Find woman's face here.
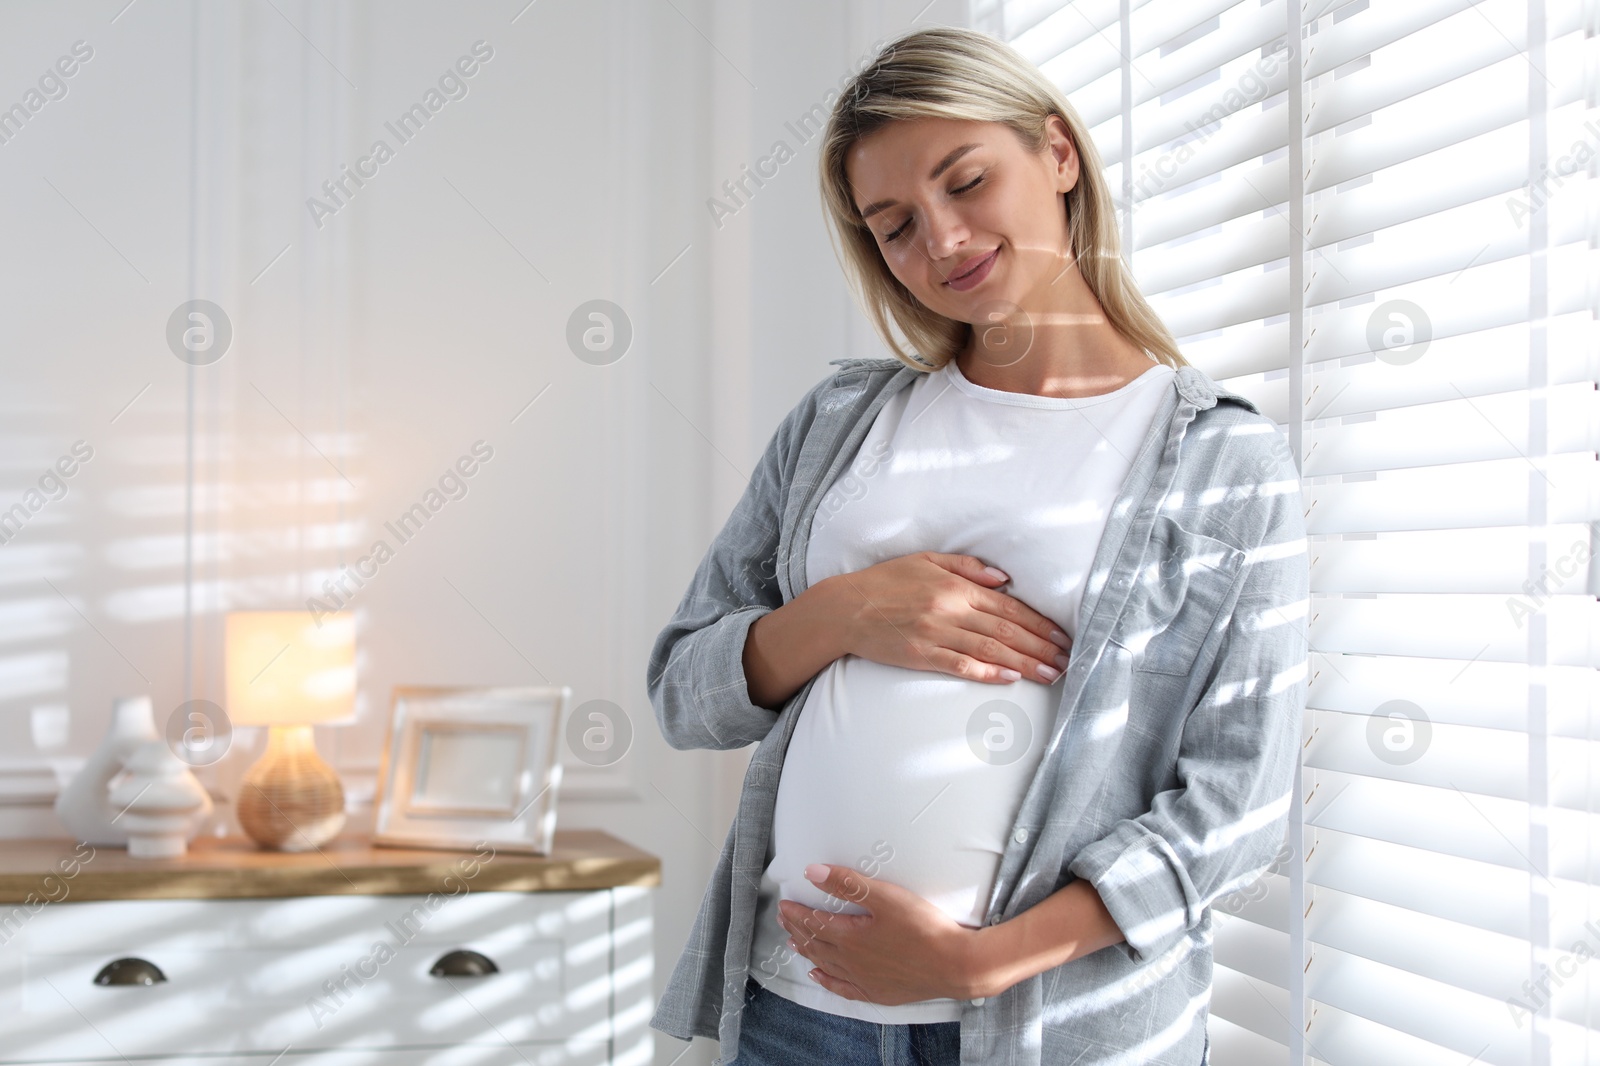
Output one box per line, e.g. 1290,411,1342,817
845,115,1078,324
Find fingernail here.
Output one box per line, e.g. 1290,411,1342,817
998,668,1022,682
984,566,1009,581
1049,629,1069,647
804,863,828,882
1054,653,1070,671
1036,663,1060,682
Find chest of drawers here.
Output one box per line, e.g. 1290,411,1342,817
0,831,658,1065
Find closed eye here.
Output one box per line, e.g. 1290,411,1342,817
883,174,985,243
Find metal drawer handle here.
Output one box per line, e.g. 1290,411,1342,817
429,948,499,978
94,958,167,986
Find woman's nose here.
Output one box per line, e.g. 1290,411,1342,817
921,202,970,264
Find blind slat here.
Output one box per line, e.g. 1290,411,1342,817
1307,1005,1483,1066
1131,155,1290,249
1308,524,1593,595
1227,313,1599,423
1304,194,1595,307
1130,39,1292,157
1308,829,1528,939
1308,4,1539,139
1304,707,1530,799
1309,594,1598,668
1306,771,1533,871
1210,959,1294,1044
1300,384,1600,477
1306,947,1520,1065
1206,1013,1293,1066
1301,453,1598,534
1007,0,1124,78
1307,652,1600,738
1303,41,1586,194
1301,269,1594,363
1308,885,1530,1003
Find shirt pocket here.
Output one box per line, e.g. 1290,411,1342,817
1115,515,1245,677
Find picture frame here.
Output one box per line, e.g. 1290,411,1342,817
373,684,569,855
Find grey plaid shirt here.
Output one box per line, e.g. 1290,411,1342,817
647,356,1309,1065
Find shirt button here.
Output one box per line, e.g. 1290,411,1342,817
971,997,986,1006
1013,828,1029,844
1113,575,1130,590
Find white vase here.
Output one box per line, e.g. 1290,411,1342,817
107,740,213,858
54,695,160,846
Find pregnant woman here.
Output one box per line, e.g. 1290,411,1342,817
648,26,1309,1066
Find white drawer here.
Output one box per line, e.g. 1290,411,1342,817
0,891,616,1061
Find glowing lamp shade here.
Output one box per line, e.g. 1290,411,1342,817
225,611,356,851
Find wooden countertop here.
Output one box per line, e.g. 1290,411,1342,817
0,830,660,902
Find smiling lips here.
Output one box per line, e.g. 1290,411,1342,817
946,247,998,291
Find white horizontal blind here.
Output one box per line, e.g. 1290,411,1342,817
977,0,1600,1063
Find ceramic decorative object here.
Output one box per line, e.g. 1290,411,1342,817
106,740,213,858
54,695,160,846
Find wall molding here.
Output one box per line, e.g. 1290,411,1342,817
0,758,636,842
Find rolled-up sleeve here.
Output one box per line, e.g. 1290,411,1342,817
1067,437,1310,962
647,376,831,751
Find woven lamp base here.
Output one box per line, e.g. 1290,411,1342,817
237,724,346,851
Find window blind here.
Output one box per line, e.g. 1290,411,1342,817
975,0,1599,1062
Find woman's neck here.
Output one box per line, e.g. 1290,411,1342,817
954,262,1161,399
955,324,1156,400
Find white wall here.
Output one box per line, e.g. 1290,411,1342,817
0,1,962,1062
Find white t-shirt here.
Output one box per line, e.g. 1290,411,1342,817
747,355,1177,1023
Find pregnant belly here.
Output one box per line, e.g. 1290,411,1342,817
765,654,1057,927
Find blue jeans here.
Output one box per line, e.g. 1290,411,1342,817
725,974,961,1066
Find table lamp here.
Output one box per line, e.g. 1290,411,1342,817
225,610,357,851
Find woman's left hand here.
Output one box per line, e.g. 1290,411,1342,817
775,863,988,1004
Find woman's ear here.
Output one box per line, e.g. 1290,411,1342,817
1053,124,1080,193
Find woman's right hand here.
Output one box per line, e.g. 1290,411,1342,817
826,552,1074,684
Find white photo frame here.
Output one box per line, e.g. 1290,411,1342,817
373,684,569,855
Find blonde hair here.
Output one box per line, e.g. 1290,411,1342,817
818,26,1189,372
